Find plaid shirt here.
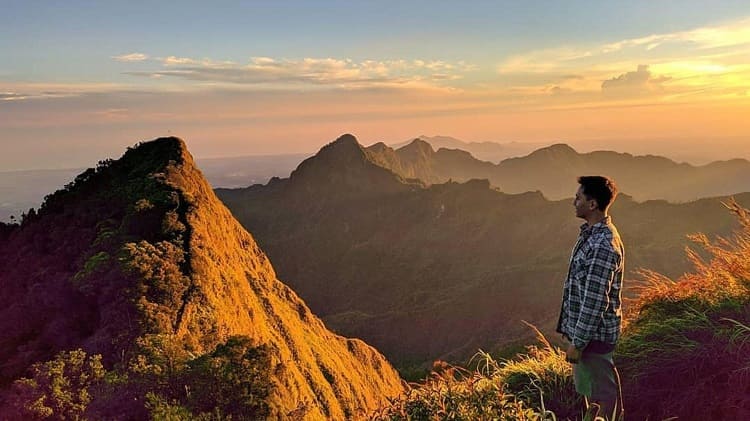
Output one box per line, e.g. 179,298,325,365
556,216,624,350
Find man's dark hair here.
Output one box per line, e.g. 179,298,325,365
578,176,618,211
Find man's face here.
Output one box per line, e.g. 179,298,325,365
573,186,596,219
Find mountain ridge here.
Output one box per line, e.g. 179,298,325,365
373,139,750,202
0,137,402,419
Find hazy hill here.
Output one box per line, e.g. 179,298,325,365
497,144,750,201
369,141,750,202
389,135,544,163
217,134,750,370
0,137,401,419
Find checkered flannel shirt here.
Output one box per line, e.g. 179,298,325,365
556,216,624,351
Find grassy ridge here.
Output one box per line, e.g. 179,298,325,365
375,199,750,420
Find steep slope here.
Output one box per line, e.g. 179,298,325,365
217,134,750,370
0,137,402,419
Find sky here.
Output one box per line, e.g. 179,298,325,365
1,0,750,170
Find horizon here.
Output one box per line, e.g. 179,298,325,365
2,1,750,170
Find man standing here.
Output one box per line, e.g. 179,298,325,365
557,176,625,420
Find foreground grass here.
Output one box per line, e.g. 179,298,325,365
372,326,583,420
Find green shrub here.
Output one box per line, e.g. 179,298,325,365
10,350,105,420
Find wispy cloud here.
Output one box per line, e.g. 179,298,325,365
112,52,149,62
603,16,750,53
495,16,750,104
0,90,87,101
501,16,750,75
0,92,28,101
122,56,476,89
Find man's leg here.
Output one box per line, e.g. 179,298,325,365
576,351,622,420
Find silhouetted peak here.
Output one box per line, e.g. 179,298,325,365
435,147,475,160
288,134,413,194
403,138,435,152
331,133,359,147
527,143,579,159
542,143,577,153
315,133,366,161
397,139,435,162
367,141,393,153
123,136,193,169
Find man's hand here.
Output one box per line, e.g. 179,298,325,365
566,344,582,364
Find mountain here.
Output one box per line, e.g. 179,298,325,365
366,140,495,185
496,144,750,201
217,134,750,370
389,135,544,163
0,153,309,223
0,137,402,419
372,140,750,202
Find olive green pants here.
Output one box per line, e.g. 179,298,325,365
573,350,623,417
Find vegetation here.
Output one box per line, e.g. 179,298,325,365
375,199,750,419
9,350,105,420
373,332,583,420
6,336,273,420
615,198,750,420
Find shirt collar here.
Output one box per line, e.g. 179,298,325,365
579,216,611,235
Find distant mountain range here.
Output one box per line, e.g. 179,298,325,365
5,137,750,222
217,134,750,368
389,135,545,163
0,138,400,419
369,140,750,202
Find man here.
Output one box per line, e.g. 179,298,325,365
556,176,625,420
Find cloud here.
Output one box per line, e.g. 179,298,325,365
123,56,476,89
112,53,149,62
163,56,198,66
0,91,85,101
0,92,28,101
494,16,750,104
601,65,671,96
499,16,750,75
600,17,750,54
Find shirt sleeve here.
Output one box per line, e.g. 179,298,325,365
572,240,619,350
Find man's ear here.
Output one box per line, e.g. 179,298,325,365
589,200,598,211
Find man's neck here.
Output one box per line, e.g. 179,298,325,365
585,212,608,227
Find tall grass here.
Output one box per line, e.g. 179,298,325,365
616,198,750,420
371,324,583,420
